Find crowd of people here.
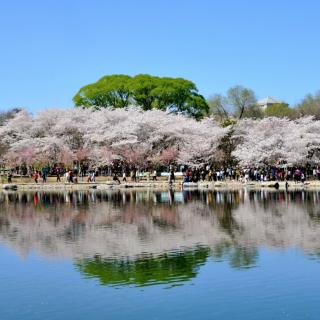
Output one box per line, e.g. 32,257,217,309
3,163,320,185
182,166,320,183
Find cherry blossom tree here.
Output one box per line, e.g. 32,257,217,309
2,108,319,169
0,108,226,168
232,117,320,166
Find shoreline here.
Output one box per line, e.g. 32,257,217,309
1,180,320,192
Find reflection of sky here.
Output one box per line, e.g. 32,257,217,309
1,244,320,320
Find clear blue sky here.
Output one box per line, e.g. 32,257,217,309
1,0,320,112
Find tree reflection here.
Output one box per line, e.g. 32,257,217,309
75,246,210,287
212,242,258,269
1,189,320,287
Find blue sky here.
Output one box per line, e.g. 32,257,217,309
1,0,320,112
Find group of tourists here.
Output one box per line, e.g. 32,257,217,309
32,170,47,183
182,166,320,183
4,162,320,185
111,169,159,184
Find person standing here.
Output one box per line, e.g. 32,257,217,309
301,172,305,183
80,169,85,182
64,170,68,183
56,167,61,182
7,173,12,183
69,170,74,183
42,167,48,183
235,169,240,181
285,181,289,191
201,169,206,181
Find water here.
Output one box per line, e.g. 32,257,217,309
0,189,320,319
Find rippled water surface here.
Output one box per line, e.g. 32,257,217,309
0,189,320,319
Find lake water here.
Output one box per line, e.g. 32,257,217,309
0,189,320,319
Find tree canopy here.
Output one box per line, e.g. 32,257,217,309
73,74,209,119
265,103,296,118
208,94,229,122
0,108,22,126
0,108,225,168
0,108,22,161
296,91,320,120
227,86,257,119
208,85,259,121
2,108,320,168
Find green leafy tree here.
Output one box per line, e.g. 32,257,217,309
129,74,158,111
156,77,208,119
73,74,132,109
242,104,263,119
129,75,209,119
182,92,209,120
73,74,209,119
265,103,296,118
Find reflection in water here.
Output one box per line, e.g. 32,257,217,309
76,246,210,287
211,242,258,269
1,189,320,287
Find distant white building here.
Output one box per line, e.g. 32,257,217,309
257,97,283,110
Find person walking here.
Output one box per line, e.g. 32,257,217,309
152,170,157,181
91,171,96,183
168,169,175,187
79,169,85,182
113,173,121,184
131,170,136,182
235,169,240,181
33,171,39,184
